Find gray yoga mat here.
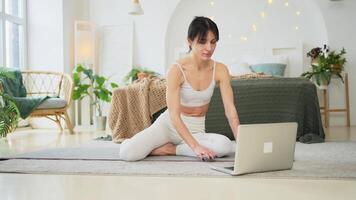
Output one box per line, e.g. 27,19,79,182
2,141,235,161
0,141,355,179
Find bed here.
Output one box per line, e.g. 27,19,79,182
109,77,324,144
205,77,325,143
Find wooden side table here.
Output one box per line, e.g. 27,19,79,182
320,73,350,127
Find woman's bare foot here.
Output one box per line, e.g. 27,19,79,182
150,143,176,156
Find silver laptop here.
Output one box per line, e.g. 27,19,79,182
210,122,298,176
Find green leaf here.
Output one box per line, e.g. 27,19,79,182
315,74,321,86
72,84,90,100
0,93,19,137
0,68,16,79
83,68,94,80
72,91,82,100
75,64,85,73
73,72,80,85
96,76,106,86
99,95,110,102
111,82,119,88
335,73,344,83
124,68,141,83
98,89,110,102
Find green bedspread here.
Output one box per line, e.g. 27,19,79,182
0,68,48,119
205,78,325,144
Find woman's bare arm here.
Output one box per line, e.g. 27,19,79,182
216,63,240,139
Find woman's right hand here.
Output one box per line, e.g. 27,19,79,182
193,145,216,160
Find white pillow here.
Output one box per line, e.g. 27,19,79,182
260,55,288,65
228,62,251,76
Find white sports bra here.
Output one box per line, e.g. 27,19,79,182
175,61,216,107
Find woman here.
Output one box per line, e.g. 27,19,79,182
120,16,240,161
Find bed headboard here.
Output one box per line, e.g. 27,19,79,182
212,43,304,77
173,42,304,77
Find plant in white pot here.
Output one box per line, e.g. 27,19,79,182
302,46,346,89
72,64,119,130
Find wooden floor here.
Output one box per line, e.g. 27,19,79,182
0,126,355,200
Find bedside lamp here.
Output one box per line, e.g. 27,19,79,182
129,0,144,15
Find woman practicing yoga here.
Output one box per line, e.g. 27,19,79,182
120,16,240,161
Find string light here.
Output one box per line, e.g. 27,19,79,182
252,24,257,32
260,11,266,18
240,36,248,41
210,1,302,43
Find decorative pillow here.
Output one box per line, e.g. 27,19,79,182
249,63,287,77
228,62,251,76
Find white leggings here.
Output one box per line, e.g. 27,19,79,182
119,110,232,161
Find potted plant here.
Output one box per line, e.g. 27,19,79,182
72,64,119,130
301,64,332,89
307,46,323,65
326,48,346,74
124,67,160,84
0,68,20,138
302,46,347,89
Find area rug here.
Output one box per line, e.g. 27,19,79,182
0,141,355,179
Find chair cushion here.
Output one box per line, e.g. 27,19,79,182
37,97,67,109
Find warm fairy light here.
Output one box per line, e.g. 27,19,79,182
252,24,257,32
222,1,302,43
240,36,248,41
260,11,266,18
209,1,215,6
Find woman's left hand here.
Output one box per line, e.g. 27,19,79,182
193,144,216,160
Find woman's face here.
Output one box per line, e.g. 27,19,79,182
189,30,217,61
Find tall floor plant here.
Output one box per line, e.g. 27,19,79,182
0,68,20,138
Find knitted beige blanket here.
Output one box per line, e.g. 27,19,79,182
108,78,166,143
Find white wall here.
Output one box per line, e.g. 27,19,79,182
89,0,179,75
27,0,64,72
27,0,89,128
88,0,355,126
28,0,88,72
63,0,89,74
314,0,356,126
27,0,356,126
165,0,328,77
